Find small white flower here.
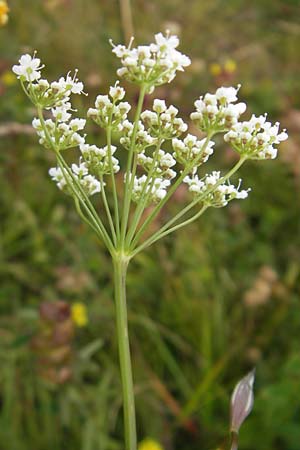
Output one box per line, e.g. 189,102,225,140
117,102,131,115
52,104,72,122
111,43,128,58
49,167,67,190
38,79,50,88
109,82,126,101
72,133,85,146
12,54,43,82
216,85,240,104
32,118,41,129
87,108,98,119
69,118,86,131
153,32,179,51
51,72,84,96
95,95,111,109
80,174,101,195
66,74,84,94
80,143,106,158
159,151,176,168
71,162,88,177
153,99,167,113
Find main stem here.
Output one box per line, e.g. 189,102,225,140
113,255,137,450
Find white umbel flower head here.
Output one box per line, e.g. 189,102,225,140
141,99,187,140
191,85,246,133
111,31,191,91
88,84,131,131
184,171,250,207
224,115,288,160
80,143,120,175
131,174,171,204
49,163,101,197
172,134,215,168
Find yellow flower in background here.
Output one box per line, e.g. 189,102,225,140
209,63,222,77
71,302,88,327
210,59,237,78
224,58,237,74
0,1,9,26
1,70,16,86
138,438,164,450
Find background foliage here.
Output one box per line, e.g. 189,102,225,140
1,1,300,449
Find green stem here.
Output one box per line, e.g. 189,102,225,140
130,167,185,249
106,126,121,241
132,205,208,256
74,197,102,236
99,173,117,245
125,138,163,247
35,107,114,252
113,255,137,450
56,153,114,253
120,85,147,245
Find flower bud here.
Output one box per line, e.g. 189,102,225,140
230,369,255,433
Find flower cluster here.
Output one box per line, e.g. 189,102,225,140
87,82,131,131
184,171,250,207
172,134,215,169
131,175,171,204
111,32,191,91
120,99,187,157
32,111,86,150
80,143,120,175
125,142,177,205
13,33,288,220
120,120,157,151
13,54,84,109
190,85,246,133
138,148,176,179
141,99,187,140
13,53,115,197
224,114,288,159
49,163,101,197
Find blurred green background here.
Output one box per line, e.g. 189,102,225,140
1,1,300,449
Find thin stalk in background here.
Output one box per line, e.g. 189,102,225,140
119,0,134,44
